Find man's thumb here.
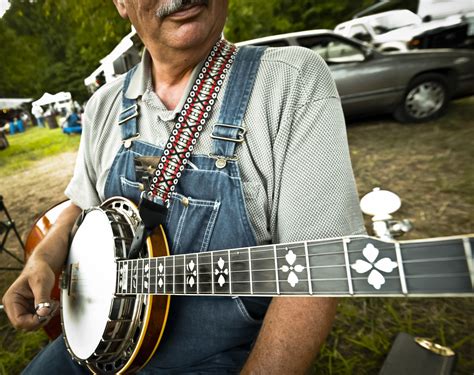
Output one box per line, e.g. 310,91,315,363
30,267,57,318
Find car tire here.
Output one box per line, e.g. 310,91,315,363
394,73,450,123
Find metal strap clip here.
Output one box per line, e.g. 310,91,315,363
210,123,247,143
122,134,140,149
118,104,138,125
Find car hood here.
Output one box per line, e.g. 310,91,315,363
374,17,463,43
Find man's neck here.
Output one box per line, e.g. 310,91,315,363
147,40,216,110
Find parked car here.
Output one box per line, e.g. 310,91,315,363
334,10,469,52
238,30,474,122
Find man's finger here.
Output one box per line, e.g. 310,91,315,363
29,266,56,316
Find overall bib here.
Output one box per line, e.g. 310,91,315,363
106,45,270,374
23,46,269,375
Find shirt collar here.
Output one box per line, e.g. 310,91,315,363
125,49,203,121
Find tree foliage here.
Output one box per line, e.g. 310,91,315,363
0,0,129,102
2,0,406,102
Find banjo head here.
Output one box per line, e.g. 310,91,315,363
61,207,117,360
60,197,156,373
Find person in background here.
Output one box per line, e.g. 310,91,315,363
62,109,82,135
0,120,9,150
8,117,24,135
32,105,45,127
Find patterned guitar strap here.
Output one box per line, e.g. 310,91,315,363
129,39,237,259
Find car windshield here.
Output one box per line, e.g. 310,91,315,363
370,11,422,34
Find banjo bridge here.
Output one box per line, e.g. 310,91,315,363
60,263,79,297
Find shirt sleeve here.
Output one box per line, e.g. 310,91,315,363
64,100,101,209
272,50,366,243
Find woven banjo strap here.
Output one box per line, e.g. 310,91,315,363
147,39,237,206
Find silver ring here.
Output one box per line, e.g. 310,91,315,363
35,302,51,312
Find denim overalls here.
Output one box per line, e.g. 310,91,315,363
24,46,270,375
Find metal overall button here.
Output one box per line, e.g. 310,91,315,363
215,159,227,169
181,197,190,207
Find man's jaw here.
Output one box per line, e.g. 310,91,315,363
156,0,209,19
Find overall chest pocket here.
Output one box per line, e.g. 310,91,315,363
165,192,221,254
119,176,142,204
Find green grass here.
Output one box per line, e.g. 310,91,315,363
0,326,47,375
0,127,81,177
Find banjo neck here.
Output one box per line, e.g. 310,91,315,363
115,234,474,298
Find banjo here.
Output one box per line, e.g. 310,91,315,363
31,197,473,374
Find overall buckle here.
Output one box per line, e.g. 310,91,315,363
210,123,247,143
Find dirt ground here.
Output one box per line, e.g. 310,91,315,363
0,152,77,272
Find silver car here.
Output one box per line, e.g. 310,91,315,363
238,30,474,122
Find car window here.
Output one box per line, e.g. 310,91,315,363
297,36,365,63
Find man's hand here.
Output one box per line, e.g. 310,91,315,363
2,258,58,330
2,203,81,331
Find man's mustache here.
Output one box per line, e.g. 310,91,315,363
156,0,209,19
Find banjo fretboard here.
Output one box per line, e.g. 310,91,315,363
115,235,474,297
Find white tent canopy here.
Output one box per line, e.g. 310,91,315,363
0,98,33,110
32,92,72,107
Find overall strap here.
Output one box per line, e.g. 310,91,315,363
210,45,266,165
118,65,140,148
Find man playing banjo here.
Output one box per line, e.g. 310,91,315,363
3,0,365,373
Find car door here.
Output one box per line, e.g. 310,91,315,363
296,35,403,118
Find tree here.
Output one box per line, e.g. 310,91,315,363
0,0,129,102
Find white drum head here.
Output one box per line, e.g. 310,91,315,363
61,209,117,360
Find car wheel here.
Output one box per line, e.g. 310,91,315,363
394,73,449,123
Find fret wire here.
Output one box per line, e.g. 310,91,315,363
163,257,166,294
228,249,232,295
248,247,254,295
304,241,313,295
173,255,176,294
184,254,187,295
131,259,135,294
342,238,354,295
395,242,408,295
128,261,131,294
462,238,474,289
273,244,280,295
211,251,215,295
136,259,140,294
197,253,200,294
143,259,147,293
141,259,145,294
158,258,162,294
